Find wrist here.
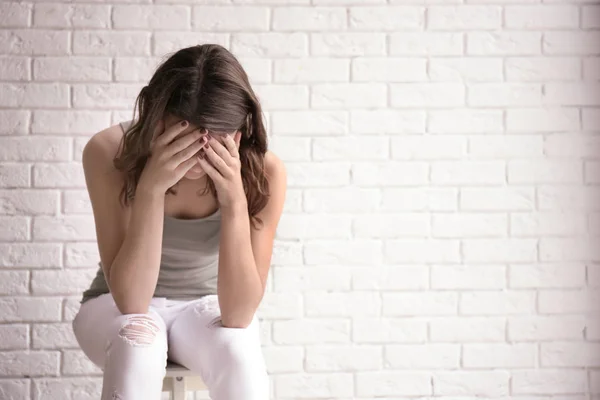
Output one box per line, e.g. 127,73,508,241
135,181,164,201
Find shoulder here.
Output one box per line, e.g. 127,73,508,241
263,150,286,185
82,122,125,173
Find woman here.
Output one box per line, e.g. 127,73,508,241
72,44,287,400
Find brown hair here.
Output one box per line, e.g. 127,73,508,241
113,44,269,229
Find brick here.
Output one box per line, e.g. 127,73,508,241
349,6,424,30
311,83,386,108
73,31,149,56
432,213,506,238
538,288,600,314
507,108,580,132
262,347,303,374
272,7,346,31
273,319,350,344
543,83,600,106
353,162,428,186
354,213,429,238
391,83,465,107
505,5,579,28
508,160,582,184
33,378,101,400
256,293,302,319
0,297,61,322
431,265,506,289
34,57,111,81
192,6,268,31
583,109,600,131
0,110,29,135
583,5,600,28
431,161,505,185
277,214,351,239
0,216,29,241
305,346,381,371
31,269,97,295
463,239,537,263
390,32,463,55
311,33,385,56
356,372,432,396
271,241,303,266
0,379,29,400
32,323,78,349
286,162,350,187
468,32,541,55
152,33,229,58
512,370,587,394
34,4,110,28
544,32,600,55
274,58,349,83
429,58,503,82
304,239,382,265
113,5,188,29
0,30,69,55
33,163,85,188
0,189,60,215
353,318,427,343
0,3,30,27
351,266,428,290
392,135,466,160
383,188,457,211
273,266,351,292
313,136,388,160
304,188,380,212
0,325,29,350
256,85,309,110
507,57,581,82
33,216,96,241
510,264,586,288
352,57,427,82
430,317,505,342
384,292,457,316
0,271,29,295
469,135,543,157
232,33,308,57
0,57,29,81
0,243,61,268
433,371,509,396
461,187,534,211
460,290,536,315
428,110,503,134
463,344,536,368
0,351,59,376
468,83,542,107
384,239,460,263
510,212,587,236
540,237,600,262
508,315,586,341
0,83,69,108
62,350,102,375
385,344,459,369
271,111,347,135
32,110,109,135
541,342,600,367
352,110,425,134
275,374,353,398
429,6,501,30
0,137,70,161
305,292,380,316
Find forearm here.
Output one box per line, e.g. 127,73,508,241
108,187,165,315
217,201,263,328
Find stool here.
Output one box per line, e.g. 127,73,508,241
162,361,206,400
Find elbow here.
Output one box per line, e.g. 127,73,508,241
220,312,254,329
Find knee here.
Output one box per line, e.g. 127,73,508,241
112,313,167,348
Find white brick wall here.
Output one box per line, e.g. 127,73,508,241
0,1,599,399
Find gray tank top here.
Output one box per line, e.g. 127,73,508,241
79,120,221,304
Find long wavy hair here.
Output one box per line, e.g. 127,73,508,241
113,44,269,229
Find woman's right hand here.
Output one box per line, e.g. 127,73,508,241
137,120,208,196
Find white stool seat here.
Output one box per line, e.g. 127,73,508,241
162,361,206,400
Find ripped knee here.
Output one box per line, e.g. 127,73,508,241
118,315,162,347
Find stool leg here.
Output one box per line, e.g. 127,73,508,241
172,376,186,400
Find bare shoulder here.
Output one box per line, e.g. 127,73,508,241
82,123,125,174
263,150,286,183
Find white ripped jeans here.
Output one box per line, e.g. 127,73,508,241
72,292,269,400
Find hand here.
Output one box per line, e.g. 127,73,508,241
138,120,208,196
197,131,246,209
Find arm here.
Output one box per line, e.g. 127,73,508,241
83,130,164,315
217,154,287,328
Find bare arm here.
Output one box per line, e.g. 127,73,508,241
82,131,164,315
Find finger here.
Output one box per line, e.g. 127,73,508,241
175,154,201,176
223,133,239,159
206,136,234,166
196,155,224,184
171,139,206,166
155,120,194,148
203,143,231,177
164,130,205,159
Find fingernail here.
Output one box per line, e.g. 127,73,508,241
181,120,188,127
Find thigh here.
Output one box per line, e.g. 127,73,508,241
167,295,264,377
72,293,166,369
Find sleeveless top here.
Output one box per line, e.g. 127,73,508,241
79,120,221,304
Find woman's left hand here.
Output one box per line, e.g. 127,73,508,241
197,131,247,209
